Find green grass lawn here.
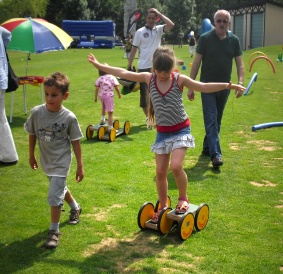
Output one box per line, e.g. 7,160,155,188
1,44,282,274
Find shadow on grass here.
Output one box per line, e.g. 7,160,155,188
0,229,52,274
6,116,27,128
38,229,196,273
0,221,199,273
186,154,221,182
151,154,221,195
0,220,73,273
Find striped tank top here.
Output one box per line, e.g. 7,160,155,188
149,72,190,133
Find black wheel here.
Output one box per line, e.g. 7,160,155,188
137,202,154,230
178,212,194,240
123,121,130,135
157,207,174,235
86,125,94,139
154,196,171,212
194,203,209,231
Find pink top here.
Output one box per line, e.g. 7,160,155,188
95,74,119,96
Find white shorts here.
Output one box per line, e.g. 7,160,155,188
47,176,68,206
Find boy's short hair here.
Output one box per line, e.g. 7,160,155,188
44,72,70,94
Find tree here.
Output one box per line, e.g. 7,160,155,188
163,0,195,44
87,0,124,37
0,0,48,23
45,0,65,26
63,0,90,20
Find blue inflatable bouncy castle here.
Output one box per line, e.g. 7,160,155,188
200,19,213,35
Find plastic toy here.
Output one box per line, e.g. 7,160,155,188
249,56,276,74
252,122,283,131
117,77,140,95
244,72,258,95
200,18,213,35
248,51,268,65
86,119,130,142
137,196,209,240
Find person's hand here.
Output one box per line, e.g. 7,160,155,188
227,82,245,98
76,167,84,182
187,89,195,101
29,156,38,170
87,53,98,65
148,8,159,15
235,88,244,98
235,83,245,98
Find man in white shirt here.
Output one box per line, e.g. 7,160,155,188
127,8,174,127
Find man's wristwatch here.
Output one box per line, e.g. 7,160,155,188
238,81,244,86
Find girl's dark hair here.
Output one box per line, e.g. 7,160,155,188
152,47,176,72
98,69,107,76
98,63,109,76
44,71,69,94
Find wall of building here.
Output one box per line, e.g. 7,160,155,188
229,2,283,50
265,3,283,46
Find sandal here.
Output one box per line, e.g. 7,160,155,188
150,209,164,223
175,197,190,214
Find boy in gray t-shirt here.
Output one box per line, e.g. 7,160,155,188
24,72,84,249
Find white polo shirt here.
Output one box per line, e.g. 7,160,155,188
132,24,165,70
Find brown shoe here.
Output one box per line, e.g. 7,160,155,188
44,230,61,249
68,206,82,225
212,157,223,167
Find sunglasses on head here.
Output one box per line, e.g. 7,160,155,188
216,19,229,24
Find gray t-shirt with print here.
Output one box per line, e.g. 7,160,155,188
24,104,83,176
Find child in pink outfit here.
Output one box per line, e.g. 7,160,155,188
94,68,121,130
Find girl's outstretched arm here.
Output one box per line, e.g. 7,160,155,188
87,53,150,83
179,75,245,96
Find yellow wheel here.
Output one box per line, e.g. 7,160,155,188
86,125,93,139
109,128,116,142
97,126,105,140
195,203,209,231
123,121,130,135
178,212,194,240
137,202,154,229
113,120,119,130
155,196,171,211
157,207,174,235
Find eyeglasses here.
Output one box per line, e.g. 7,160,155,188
216,19,229,24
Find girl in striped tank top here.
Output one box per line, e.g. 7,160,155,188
88,48,245,222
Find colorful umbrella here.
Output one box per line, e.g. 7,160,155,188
1,17,73,53
1,18,73,120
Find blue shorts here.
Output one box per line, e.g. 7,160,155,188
151,126,195,154
47,176,68,206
